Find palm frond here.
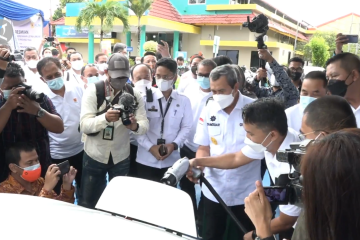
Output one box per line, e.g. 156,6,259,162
125,0,153,19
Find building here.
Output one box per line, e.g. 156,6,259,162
60,0,312,66
308,13,360,35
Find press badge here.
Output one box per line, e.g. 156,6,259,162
103,125,114,141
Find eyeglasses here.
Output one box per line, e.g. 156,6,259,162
298,131,324,141
289,67,303,73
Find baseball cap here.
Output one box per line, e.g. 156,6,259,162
107,53,130,78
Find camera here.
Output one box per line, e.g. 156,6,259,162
273,139,314,207
242,14,269,34
1,50,23,62
45,37,55,42
16,84,45,103
112,103,135,126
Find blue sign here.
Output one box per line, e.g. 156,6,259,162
55,26,111,39
127,46,133,52
175,51,188,61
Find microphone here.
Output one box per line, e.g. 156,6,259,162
115,92,136,126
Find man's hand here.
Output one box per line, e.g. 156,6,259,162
243,231,253,240
17,94,41,115
0,48,10,70
54,37,60,45
159,143,175,160
258,49,274,63
40,38,47,46
105,109,120,122
335,33,348,55
62,166,77,191
186,159,204,183
244,181,273,239
157,41,171,58
149,145,162,160
125,113,138,131
43,164,61,192
256,68,267,81
4,87,25,110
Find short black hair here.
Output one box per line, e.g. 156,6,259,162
113,43,127,54
304,71,327,87
190,54,204,64
95,53,107,62
65,47,76,53
67,51,83,61
212,55,233,66
304,95,357,133
5,62,25,78
199,59,217,70
325,52,360,74
177,56,184,62
81,64,98,76
141,52,157,63
155,52,163,61
155,58,177,75
242,97,288,136
23,47,38,56
37,57,62,77
289,57,304,67
42,47,51,55
5,142,36,166
52,49,59,56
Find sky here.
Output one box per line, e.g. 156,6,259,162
13,0,60,20
265,0,360,27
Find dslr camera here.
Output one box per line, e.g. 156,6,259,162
242,14,269,34
16,84,45,103
112,103,135,126
0,50,23,62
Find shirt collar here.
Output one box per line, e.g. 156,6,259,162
161,89,177,100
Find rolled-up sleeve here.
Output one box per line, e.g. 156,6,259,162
133,91,149,135
80,84,108,134
173,96,193,147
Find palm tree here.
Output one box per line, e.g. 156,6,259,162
125,0,153,53
75,0,129,51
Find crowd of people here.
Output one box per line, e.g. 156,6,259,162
0,32,359,240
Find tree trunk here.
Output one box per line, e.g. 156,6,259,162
138,17,141,55
100,18,104,52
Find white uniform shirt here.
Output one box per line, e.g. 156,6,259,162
47,82,84,159
242,128,302,217
194,92,261,206
352,105,360,127
65,69,85,89
80,84,149,164
285,104,303,134
23,67,49,93
183,82,213,152
177,70,196,93
135,90,193,168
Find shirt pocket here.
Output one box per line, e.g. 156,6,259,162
169,107,184,130
208,126,222,146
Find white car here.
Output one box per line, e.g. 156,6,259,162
304,66,325,75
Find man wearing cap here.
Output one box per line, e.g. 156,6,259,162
79,53,149,209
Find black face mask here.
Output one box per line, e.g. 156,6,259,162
289,71,302,81
110,77,127,90
191,65,197,75
327,73,353,97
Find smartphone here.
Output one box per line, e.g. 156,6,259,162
345,35,358,44
45,37,55,42
57,160,70,177
263,186,289,205
159,144,168,156
158,33,167,46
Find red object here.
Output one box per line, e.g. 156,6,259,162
50,17,65,25
149,0,182,22
182,14,256,25
200,118,204,122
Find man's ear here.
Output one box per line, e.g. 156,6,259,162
352,70,360,82
9,163,19,174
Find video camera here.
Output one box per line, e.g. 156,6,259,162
16,84,44,103
112,92,137,126
269,139,314,207
0,50,23,62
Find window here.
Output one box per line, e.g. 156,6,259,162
250,50,272,68
189,0,206,4
217,50,239,65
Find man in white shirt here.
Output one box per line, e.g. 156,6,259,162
80,64,101,89
188,97,302,240
95,53,108,81
326,53,360,126
177,54,204,93
285,71,328,133
135,58,192,182
79,53,149,209
65,52,85,87
191,65,258,239
37,57,84,196
182,59,217,220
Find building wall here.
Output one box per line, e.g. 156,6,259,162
317,14,360,34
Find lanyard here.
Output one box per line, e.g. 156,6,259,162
158,97,173,139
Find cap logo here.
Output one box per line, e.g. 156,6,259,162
114,60,126,69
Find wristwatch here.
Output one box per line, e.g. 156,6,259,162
172,142,178,151
36,108,46,118
255,236,275,240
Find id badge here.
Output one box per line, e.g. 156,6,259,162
157,138,165,145
103,125,114,141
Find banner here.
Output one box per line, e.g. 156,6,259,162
55,26,112,39
101,40,112,56
13,17,43,50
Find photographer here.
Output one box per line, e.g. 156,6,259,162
0,54,64,181
38,37,64,60
0,142,76,203
250,49,299,109
79,53,149,209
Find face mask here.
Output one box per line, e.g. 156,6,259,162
97,63,108,71
71,60,84,71
191,65,197,75
289,71,302,81
327,73,353,97
299,96,316,112
100,74,108,81
87,76,100,84
270,74,280,87
47,77,64,90
135,60,141,64
197,76,210,89
2,89,11,99
156,79,173,92
213,91,235,109
44,53,52,58
244,132,273,153
178,65,184,69
19,163,41,182
110,78,127,90
26,60,39,69
134,79,151,94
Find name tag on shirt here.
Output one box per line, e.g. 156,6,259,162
148,106,158,112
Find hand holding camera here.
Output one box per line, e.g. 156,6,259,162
105,108,121,122
16,94,41,115
43,164,61,192
258,49,273,63
3,87,25,110
0,48,10,70
125,113,138,131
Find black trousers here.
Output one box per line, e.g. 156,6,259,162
179,145,197,218
51,150,84,195
129,144,138,177
202,196,254,240
136,162,168,183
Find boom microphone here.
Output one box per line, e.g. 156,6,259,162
115,92,136,126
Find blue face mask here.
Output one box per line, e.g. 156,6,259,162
300,96,316,112
197,76,210,89
2,89,11,100
47,77,64,90
87,76,100,84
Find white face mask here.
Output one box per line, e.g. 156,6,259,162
71,60,84,71
134,79,152,94
156,79,173,92
97,63,108,71
135,60,141,64
26,60,39,69
100,74,108,81
299,96,316,112
43,53,52,58
213,90,235,109
244,132,273,153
